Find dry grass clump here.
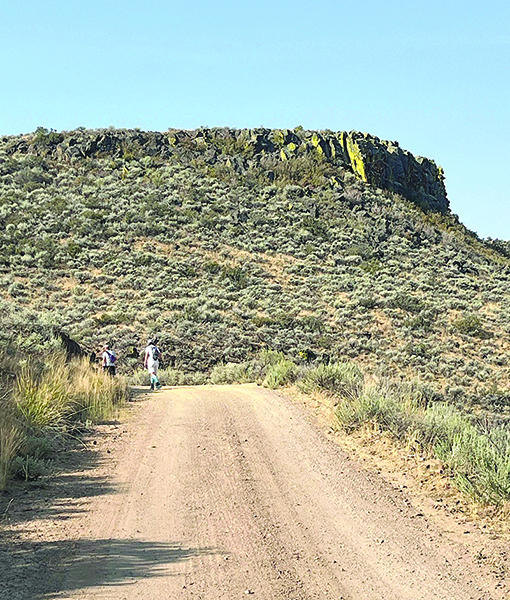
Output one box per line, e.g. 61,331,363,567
0,403,21,490
70,358,128,422
14,355,127,430
0,352,128,489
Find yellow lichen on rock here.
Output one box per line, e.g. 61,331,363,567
273,130,285,147
345,135,368,182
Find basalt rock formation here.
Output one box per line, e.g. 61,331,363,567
4,127,448,213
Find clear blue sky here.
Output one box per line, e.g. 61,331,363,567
1,1,509,238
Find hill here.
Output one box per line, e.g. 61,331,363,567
1,126,509,416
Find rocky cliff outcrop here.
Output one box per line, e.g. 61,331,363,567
338,131,447,213
3,126,449,213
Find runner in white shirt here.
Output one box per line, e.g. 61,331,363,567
144,338,162,390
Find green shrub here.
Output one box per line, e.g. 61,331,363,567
181,371,209,386
359,258,382,274
388,293,424,313
210,362,256,384
11,454,51,481
335,383,422,437
128,369,150,386
263,358,299,389
453,313,486,337
356,294,378,309
332,377,510,504
222,265,248,289
258,349,288,367
421,403,510,503
298,362,364,398
336,380,426,440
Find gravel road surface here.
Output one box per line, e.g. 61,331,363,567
0,384,502,599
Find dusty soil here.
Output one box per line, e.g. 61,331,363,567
0,384,508,599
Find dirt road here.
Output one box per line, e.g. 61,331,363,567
0,385,504,599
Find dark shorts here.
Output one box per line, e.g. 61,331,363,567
104,365,116,377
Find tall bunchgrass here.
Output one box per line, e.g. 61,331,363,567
14,360,71,430
0,402,21,490
0,353,22,489
70,358,128,422
13,355,127,430
0,352,128,488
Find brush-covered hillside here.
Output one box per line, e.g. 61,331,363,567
1,126,509,413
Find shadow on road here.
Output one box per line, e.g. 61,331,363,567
0,537,213,599
0,441,118,532
0,426,125,596
0,396,213,598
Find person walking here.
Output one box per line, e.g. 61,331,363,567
144,338,162,390
102,343,117,376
